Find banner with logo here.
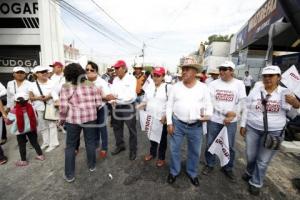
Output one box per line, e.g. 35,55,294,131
145,115,163,143
208,126,230,167
281,65,300,98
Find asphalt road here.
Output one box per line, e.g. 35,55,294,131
0,121,299,200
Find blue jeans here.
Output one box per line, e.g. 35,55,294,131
95,105,109,151
169,116,203,178
245,125,280,188
65,121,97,179
205,121,237,171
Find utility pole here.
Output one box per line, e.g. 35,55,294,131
142,42,146,66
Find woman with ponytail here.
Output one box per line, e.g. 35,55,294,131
5,92,45,167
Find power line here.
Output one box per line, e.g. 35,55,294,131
90,0,142,44
53,0,141,51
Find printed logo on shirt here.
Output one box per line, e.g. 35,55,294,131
215,90,234,102
255,99,280,112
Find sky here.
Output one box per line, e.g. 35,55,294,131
60,0,266,72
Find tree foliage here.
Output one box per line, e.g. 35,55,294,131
204,34,234,45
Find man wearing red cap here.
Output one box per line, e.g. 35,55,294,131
109,60,138,160
50,61,66,132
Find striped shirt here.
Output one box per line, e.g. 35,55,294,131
59,81,102,124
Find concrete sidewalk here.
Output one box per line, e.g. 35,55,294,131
0,123,299,200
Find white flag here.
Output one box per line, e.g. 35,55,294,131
145,115,163,143
281,65,300,98
208,126,230,167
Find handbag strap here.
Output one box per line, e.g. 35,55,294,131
36,81,46,106
261,91,270,136
13,81,17,94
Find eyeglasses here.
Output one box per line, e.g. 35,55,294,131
262,74,277,78
38,70,48,74
86,68,95,72
219,67,231,71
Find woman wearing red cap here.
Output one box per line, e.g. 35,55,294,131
137,67,171,167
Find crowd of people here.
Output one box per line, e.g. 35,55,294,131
0,57,300,196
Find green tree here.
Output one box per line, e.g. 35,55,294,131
204,34,234,45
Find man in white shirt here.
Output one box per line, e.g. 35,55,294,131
49,61,65,104
166,56,213,187
243,71,253,95
203,61,246,182
109,60,138,160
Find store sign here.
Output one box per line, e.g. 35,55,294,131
0,0,39,28
0,58,38,68
234,0,285,51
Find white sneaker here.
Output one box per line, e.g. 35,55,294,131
45,145,58,152
89,167,96,172
40,144,49,150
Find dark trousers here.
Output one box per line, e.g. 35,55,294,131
16,131,42,161
65,121,97,179
150,124,168,160
245,86,251,96
112,104,137,152
95,105,109,150
1,118,7,140
0,145,5,160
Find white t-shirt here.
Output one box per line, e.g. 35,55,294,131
111,73,137,105
164,75,172,84
51,73,65,101
243,75,253,87
6,80,32,108
209,78,247,124
0,82,6,97
143,82,172,120
29,79,56,111
166,81,213,125
93,76,111,108
241,85,299,131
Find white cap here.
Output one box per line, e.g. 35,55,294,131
262,65,281,75
218,61,236,70
33,65,49,73
14,92,29,101
47,66,53,73
13,66,26,73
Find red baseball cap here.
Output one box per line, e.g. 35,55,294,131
113,60,126,69
153,67,165,76
50,61,63,68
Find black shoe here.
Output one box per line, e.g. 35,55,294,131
167,173,177,184
0,138,7,145
111,146,125,155
221,168,236,182
185,173,199,187
129,151,136,160
248,184,260,196
242,173,251,182
202,165,214,175
292,178,300,191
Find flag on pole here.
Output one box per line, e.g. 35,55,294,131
208,126,230,167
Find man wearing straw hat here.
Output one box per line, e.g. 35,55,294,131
166,56,213,187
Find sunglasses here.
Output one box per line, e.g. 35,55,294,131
262,74,277,78
86,68,95,72
15,71,25,74
38,70,48,74
153,74,162,78
219,67,231,71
